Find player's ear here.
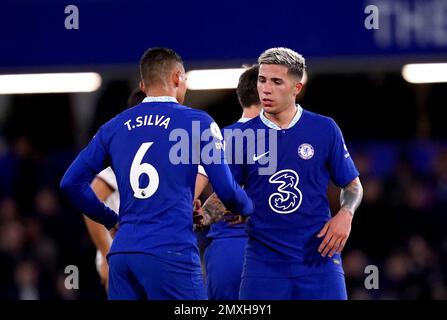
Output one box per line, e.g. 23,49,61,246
139,80,145,92
293,82,303,96
172,70,181,88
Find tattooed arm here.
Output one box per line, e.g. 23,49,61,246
193,191,244,229
317,177,363,258
340,177,363,217
201,192,228,226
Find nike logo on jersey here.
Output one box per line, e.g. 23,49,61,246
253,151,270,162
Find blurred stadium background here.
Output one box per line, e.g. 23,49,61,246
1,0,447,299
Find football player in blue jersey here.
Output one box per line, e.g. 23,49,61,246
196,65,262,300
83,88,145,292
203,47,363,300
60,48,253,300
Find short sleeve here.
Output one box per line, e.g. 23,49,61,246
327,119,359,187
197,165,207,177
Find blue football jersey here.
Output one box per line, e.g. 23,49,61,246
60,96,253,266
206,119,250,240
227,105,359,277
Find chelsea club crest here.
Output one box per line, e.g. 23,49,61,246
297,143,314,160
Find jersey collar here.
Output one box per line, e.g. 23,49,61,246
237,117,251,123
142,96,178,103
260,104,303,130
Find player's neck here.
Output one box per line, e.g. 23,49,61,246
241,105,261,119
145,86,176,100
265,104,297,129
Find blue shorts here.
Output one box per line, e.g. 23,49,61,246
204,237,248,300
108,253,207,300
239,272,347,300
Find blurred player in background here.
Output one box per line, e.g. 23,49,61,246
83,88,145,291
196,65,261,299
60,47,253,300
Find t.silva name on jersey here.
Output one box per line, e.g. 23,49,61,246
124,115,171,131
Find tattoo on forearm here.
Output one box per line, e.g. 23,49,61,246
203,192,227,224
340,178,363,216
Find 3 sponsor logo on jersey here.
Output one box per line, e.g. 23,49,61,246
268,169,302,214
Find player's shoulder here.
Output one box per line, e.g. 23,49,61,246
224,116,261,130
102,105,136,127
180,105,217,125
224,120,246,130
181,105,209,117
92,109,125,137
302,109,338,131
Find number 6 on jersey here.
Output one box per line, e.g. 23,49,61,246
130,142,159,199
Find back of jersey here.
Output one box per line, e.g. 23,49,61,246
99,99,210,265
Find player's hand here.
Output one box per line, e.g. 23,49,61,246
109,223,119,239
317,208,353,258
223,212,248,225
202,193,227,219
200,193,227,226
193,199,211,230
193,199,204,227
98,254,109,292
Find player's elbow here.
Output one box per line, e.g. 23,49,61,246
213,183,235,203
211,184,231,206
59,177,68,192
59,173,75,194
214,184,253,216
